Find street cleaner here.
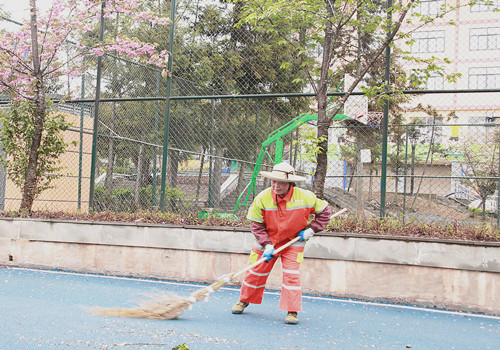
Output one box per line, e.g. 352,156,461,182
231,162,332,324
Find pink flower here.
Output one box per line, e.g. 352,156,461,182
93,48,104,56
0,0,170,102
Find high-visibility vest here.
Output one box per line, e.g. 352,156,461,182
246,186,328,247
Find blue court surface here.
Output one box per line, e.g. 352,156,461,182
1,266,499,350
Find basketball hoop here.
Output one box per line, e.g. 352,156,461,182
366,112,383,128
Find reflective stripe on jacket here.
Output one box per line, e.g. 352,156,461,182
246,186,329,247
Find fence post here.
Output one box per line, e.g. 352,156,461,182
152,70,161,208
497,137,500,227
0,131,5,211
403,125,409,220
379,0,392,219
78,66,85,210
88,1,106,212
160,0,176,211
208,98,215,207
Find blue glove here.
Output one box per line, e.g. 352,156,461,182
298,228,315,242
262,244,275,262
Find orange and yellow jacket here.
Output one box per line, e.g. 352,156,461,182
247,186,331,248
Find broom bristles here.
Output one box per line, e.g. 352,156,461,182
92,275,232,320
92,294,192,319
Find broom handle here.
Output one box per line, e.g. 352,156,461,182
231,207,347,279
231,236,301,279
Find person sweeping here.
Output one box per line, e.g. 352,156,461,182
231,162,332,324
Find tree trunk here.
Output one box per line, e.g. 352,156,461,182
167,150,180,211
20,0,44,213
311,1,414,203
139,153,150,188
236,161,245,200
210,148,224,208
196,150,205,202
105,13,121,192
313,79,329,199
21,87,45,213
168,150,179,188
104,104,116,192
134,144,144,209
292,128,299,168
355,143,365,217
368,168,374,201
313,121,329,199
311,1,333,199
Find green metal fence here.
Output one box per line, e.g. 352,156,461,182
1,0,499,227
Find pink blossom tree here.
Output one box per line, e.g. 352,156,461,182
0,0,169,213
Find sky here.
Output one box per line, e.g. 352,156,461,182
2,0,53,23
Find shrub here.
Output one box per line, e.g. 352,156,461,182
94,186,134,212
94,185,196,213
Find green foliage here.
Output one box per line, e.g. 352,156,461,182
94,186,134,212
170,0,310,157
455,130,499,217
1,209,498,242
0,100,75,198
231,0,458,195
172,343,189,350
468,205,497,219
93,185,195,213
468,207,483,218
327,215,500,241
293,126,329,164
163,186,193,212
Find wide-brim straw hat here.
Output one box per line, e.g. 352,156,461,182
260,162,306,183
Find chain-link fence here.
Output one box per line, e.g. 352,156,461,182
321,116,499,226
1,0,499,227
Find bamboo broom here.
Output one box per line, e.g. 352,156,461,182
93,208,348,319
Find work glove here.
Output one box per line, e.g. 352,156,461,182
298,228,315,242
262,244,275,262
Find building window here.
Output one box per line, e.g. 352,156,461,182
468,67,500,89
411,70,445,90
411,31,445,53
468,116,495,143
471,0,500,12
426,74,444,90
470,27,500,51
469,116,494,125
414,0,446,15
420,118,443,145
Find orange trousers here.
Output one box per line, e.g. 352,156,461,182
239,245,304,312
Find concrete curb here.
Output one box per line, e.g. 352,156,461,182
0,217,499,315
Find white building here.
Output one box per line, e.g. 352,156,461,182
400,0,499,130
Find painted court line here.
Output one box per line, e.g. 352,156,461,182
10,266,500,321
